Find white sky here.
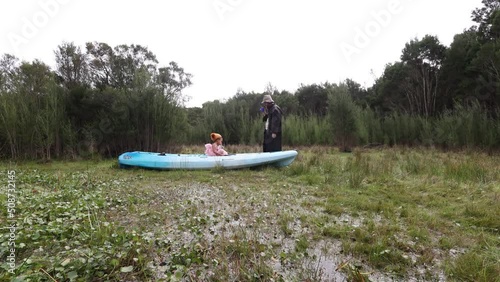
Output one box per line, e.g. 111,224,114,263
0,0,483,107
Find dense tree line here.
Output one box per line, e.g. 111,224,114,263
186,0,499,149
0,0,498,159
0,42,191,159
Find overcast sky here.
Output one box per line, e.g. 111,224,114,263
0,0,483,107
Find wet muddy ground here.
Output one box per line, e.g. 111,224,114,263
134,181,447,281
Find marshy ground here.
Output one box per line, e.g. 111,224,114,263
1,146,499,281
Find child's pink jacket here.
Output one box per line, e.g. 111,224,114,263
205,143,228,156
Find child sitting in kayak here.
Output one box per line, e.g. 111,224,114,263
205,133,228,156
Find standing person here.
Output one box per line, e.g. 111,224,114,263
261,95,283,152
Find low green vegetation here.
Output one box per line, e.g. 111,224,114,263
1,147,499,281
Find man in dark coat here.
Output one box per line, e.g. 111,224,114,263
262,95,283,152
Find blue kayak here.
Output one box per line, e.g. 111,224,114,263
118,150,298,170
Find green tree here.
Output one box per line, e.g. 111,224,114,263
156,61,193,106
401,35,447,117
371,62,410,114
345,78,369,106
440,30,481,108
54,42,89,89
469,37,500,110
85,42,159,90
296,83,329,116
470,9,500,110
472,0,500,41
328,84,358,152
0,54,20,93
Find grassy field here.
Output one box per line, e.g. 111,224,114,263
1,146,499,281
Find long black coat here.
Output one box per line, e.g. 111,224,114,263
263,104,282,152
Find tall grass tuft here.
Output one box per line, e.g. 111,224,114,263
344,151,370,189
445,251,500,282
444,159,488,183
